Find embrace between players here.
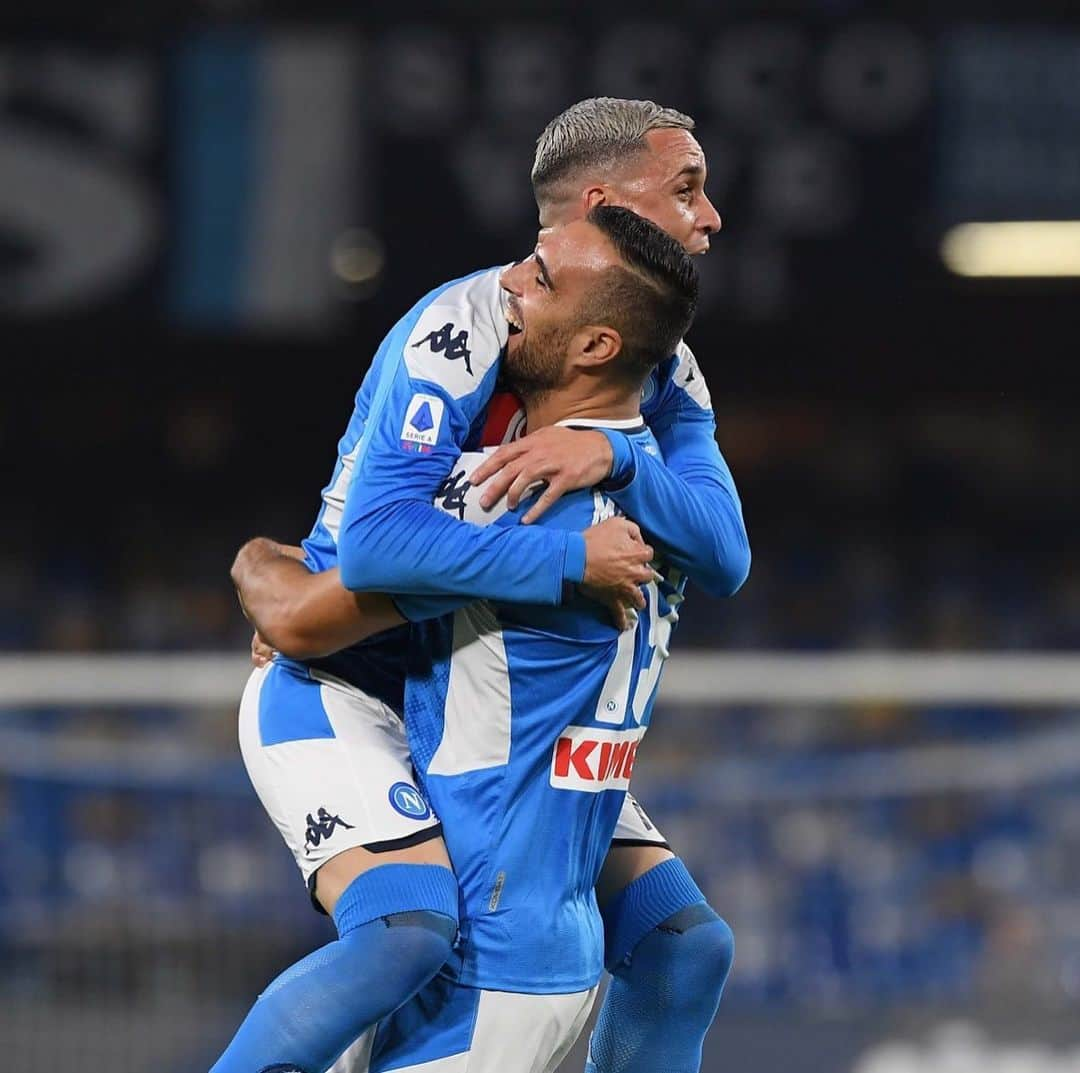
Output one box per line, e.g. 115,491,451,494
215,98,750,1073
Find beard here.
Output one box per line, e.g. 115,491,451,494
502,321,571,405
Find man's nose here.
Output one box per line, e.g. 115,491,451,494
700,195,722,235
500,262,525,294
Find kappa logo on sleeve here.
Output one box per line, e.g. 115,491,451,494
412,322,472,375
400,393,446,453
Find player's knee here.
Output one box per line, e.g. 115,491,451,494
666,908,734,1009
630,903,734,1013
380,908,458,987
331,864,459,993
692,912,735,992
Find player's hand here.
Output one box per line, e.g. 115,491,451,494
581,518,653,625
471,428,614,524
579,585,641,631
251,631,275,668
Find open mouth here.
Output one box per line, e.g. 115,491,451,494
506,298,524,336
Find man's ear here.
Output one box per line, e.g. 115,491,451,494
572,324,622,369
581,185,609,214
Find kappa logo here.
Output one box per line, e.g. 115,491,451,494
550,725,646,793
303,807,355,851
436,469,471,520
413,322,472,376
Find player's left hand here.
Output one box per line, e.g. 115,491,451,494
251,631,275,668
471,427,614,524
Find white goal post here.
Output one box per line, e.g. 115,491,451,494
0,652,1078,706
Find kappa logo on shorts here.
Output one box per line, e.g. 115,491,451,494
303,807,355,851
550,726,646,793
389,781,432,820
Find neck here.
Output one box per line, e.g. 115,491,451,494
523,376,642,431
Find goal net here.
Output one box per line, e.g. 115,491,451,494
1,652,1078,1073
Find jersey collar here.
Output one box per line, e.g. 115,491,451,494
553,416,646,433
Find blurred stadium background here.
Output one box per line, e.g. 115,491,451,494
3,1,1080,1070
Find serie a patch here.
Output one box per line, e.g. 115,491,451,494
400,393,445,453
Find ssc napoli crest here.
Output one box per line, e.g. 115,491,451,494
389,781,432,820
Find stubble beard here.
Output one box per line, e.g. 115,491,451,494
503,323,570,408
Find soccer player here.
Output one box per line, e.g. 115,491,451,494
218,99,748,1073
364,207,701,1071
241,207,702,1072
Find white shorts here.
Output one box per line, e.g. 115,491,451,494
330,978,597,1073
239,662,442,886
613,792,669,848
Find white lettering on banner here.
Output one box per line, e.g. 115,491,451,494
0,52,157,313
550,725,647,793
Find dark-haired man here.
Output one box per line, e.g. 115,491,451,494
361,203,701,1073
218,100,748,1073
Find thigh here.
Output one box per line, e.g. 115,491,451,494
370,978,597,1073
596,793,674,906
238,663,447,912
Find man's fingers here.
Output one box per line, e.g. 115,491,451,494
471,443,525,486
521,482,563,524
506,469,546,510
478,464,522,509
251,632,275,668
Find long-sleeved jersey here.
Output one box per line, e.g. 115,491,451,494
404,426,685,993
298,266,749,701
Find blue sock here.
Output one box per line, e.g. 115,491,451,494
586,859,734,1073
210,864,458,1073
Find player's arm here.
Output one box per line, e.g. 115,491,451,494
336,273,641,611
231,538,404,659
600,409,750,598
601,345,749,596
468,349,749,598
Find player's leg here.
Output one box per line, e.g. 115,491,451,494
584,795,734,1073
211,664,459,1073
369,976,597,1073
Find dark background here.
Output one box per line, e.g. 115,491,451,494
2,3,1079,1071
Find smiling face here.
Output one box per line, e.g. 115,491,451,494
499,220,622,397
602,128,721,255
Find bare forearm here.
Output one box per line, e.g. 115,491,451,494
231,538,404,658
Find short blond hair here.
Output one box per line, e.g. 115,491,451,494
531,97,695,204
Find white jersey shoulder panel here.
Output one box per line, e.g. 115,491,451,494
673,340,713,411
404,267,510,400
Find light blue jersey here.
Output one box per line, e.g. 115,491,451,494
291,266,746,708
403,428,685,994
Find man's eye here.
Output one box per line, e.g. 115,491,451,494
677,186,693,201
536,275,548,288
